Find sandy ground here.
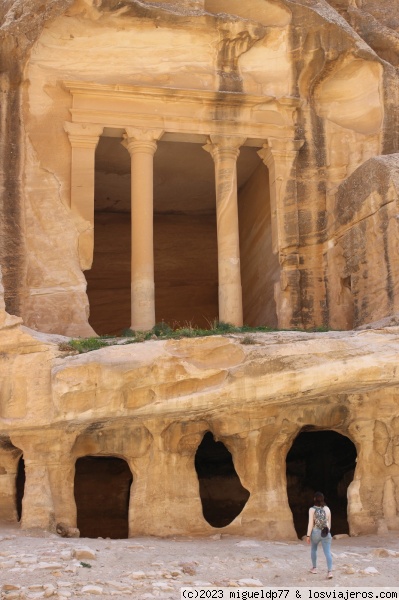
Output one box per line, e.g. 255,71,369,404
1,525,399,598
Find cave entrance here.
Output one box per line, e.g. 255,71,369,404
87,135,273,334
286,429,357,537
195,431,250,528
16,456,25,522
74,456,132,539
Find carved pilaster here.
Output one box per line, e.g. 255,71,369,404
64,122,103,271
258,138,304,328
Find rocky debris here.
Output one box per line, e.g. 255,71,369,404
56,523,80,539
361,566,380,575
72,547,96,560
343,566,356,574
372,548,399,558
81,585,103,595
179,562,198,575
0,528,399,596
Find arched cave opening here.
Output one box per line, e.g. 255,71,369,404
16,456,25,522
195,431,250,528
74,456,132,539
87,135,274,334
286,429,357,537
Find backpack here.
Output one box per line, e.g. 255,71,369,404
313,506,328,530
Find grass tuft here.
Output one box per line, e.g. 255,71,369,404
67,338,109,353
60,321,331,354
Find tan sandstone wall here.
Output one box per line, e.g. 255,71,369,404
1,271,399,538
327,154,399,329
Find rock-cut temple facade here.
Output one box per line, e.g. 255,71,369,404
1,0,399,539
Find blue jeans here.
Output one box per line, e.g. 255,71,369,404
311,528,333,571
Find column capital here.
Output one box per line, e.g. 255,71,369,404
203,135,247,162
64,122,103,149
123,128,164,156
258,137,304,168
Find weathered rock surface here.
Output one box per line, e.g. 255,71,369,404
1,279,399,538
0,0,398,334
1,0,399,546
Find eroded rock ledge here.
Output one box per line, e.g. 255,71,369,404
1,291,399,538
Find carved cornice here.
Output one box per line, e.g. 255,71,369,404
63,81,301,145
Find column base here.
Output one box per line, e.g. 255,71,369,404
218,283,243,327
131,279,156,331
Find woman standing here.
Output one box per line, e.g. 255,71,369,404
306,491,333,579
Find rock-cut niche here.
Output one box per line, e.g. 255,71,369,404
286,429,357,537
86,135,277,334
74,456,133,539
195,431,250,527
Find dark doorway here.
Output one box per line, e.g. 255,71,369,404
286,430,357,537
74,456,132,539
195,432,250,528
16,456,25,522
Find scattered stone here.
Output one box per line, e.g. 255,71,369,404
253,557,270,564
129,571,147,579
210,534,221,540
108,581,133,592
43,584,56,598
179,562,197,575
152,581,173,590
372,548,394,558
2,584,21,591
361,566,379,575
56,523,80,538
333,534,350,540
343,567,356,574
28,586,43,591
72,547,96,560
36,562,63,570
81,585,103,595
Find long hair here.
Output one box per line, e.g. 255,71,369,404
313,491,325,507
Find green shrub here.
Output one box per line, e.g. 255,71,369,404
152,321,173,336
68,338,108,353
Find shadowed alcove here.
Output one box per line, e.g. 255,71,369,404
74,456,133,539
195,431,250,527
87,134,272,334
286,429,357,537
16,456,25,522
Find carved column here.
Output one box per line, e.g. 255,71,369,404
204,136,246,327
64,123,103,271
258,138,304,329
123,128,163,331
